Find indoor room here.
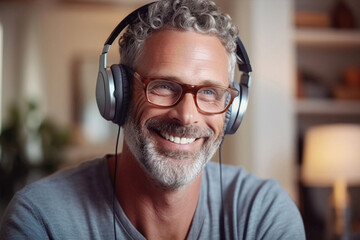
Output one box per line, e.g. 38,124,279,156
1,0,360,239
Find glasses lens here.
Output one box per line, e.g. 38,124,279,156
197,87,231,113
146,80,182,106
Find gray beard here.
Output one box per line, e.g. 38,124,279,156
123,111,224,190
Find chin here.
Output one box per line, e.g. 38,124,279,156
138,139,217,190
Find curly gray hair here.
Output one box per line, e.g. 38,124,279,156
119,0,238,82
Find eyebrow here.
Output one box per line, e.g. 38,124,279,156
145,74,229,88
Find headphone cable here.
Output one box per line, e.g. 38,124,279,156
113,126,121,240
219,139,226,240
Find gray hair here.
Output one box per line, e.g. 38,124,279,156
119,0,238,82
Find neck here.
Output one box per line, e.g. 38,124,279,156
107,142,202,240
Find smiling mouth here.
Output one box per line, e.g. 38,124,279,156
159,132,196,145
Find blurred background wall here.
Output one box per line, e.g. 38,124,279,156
1,0,360,239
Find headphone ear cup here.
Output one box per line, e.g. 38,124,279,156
224,81,249,135
110,64,132,126
224,82,240,135
224,106,233,135
96,66,116,122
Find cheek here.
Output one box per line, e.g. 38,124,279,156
130,82,166,127
130,83,149,125
207,114,226,136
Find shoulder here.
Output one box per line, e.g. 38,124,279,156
0,157,112,239
204,162,291,201
16,158,105,200
203,162,284,206
19,157,111,210
202,162,305,239
203,161,268,194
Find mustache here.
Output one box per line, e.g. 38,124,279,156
145,118,214,139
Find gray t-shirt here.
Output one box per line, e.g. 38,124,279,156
0,157,305,239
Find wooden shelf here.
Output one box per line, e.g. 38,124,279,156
295,29,360,47
296,99,360,115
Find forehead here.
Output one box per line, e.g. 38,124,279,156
135,29,229,87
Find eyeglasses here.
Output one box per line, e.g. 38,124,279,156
133,72,239,115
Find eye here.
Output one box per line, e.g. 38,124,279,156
202,89,216,95
147,80,180,96
198,87,223,101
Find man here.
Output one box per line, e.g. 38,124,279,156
0,0,305,239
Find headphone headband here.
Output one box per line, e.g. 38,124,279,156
105,2,155,46
235,37,252,73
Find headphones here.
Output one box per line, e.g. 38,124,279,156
96,2,252,135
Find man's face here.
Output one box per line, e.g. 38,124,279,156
123,29,230,189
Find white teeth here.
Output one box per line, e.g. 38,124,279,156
163,133,195,144
180,138,187,144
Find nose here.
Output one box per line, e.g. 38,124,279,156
167,93,200,126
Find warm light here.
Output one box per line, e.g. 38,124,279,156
333,178,348,210
332,178,350,235
302,124,360,186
